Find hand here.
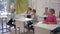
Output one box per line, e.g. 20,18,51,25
46,22,51,24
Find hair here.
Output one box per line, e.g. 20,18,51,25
45,7,48,9
32,9,36,13
13,8,15,11
28,7,32,10
49,8,55,14
27,7,32,14
11,8,15,13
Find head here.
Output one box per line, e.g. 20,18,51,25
11,8,15,13
27,7,32,11
27,7,32,14
49,8,55,15
32,9,36,15
45,7,48,12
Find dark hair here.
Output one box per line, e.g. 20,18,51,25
45,7,48,9
50,8,55,14
28,7,32,10
32,9,36,13
27,7,32,14
13,9,15,11
11,8,15,13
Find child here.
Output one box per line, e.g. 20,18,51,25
26,7,32,18
27,7,32,15
44,7,48,15
7,8,16,30
45,8,57,24
45,8,60,34
26,9,38,34
44,7,48,21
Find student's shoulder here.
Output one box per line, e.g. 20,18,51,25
35,14,38,16
34,15,39,18
53,15,57,18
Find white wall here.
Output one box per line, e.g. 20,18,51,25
28,0,60,17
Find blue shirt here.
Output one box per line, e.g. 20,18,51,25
44,12,48,15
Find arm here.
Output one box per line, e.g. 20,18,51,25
52,17,57,24
46,16,57,24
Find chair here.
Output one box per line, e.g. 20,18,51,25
51,27,60,34
6,19,16,31
24,21,34,34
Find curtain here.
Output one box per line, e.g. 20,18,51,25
15,0,28,14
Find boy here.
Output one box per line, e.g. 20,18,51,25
7,8,16,31
26,9,38,34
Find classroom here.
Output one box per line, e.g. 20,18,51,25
0,0,60,34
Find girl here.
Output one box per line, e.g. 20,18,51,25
45,8,57,24
26,7,32,18
45,8,60,34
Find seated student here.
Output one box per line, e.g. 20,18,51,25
45,8,57,24
26,7,32,15
25,7,32,18
44,7,48,20
7,8,16,30
45,8,60,34
26,7,32,18
26,9,38,34
44,7,48,15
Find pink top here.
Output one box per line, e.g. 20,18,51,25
45,15,57,24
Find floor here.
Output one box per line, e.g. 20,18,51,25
0,20,18,34
0,21,33,34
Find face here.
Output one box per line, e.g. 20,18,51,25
45,8,48,12
27,8,31,11
49,9,53,15
31,11,35,15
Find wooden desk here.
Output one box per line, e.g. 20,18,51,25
33,22,59,34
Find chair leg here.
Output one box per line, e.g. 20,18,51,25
15,28,17,34
18,27,20,34
33,30,34,34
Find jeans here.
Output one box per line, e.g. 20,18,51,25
7,18,16,28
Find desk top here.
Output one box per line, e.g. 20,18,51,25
57,18,60,21
16,17,32,22
34,22,59,30
39,15,47,18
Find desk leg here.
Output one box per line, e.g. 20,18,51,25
18,27,20,34
50,31,55,34
24,22,25,34
15,28,17,34
5,18,7,32
50,31,52,34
